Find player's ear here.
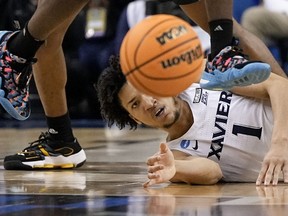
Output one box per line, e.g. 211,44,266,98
129,114,142,124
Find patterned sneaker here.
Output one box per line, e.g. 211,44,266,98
4,132,87,170
0,31,36,120
200,46,271,90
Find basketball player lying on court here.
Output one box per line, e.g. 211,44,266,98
97,55,288,187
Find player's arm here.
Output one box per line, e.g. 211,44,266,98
171,150,223,184
232,73,288,132
231,72,287,99
232,73,288,185
143,143,222,187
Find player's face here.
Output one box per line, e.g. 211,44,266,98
119,82,181,129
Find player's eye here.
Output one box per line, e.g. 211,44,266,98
131,101,139,109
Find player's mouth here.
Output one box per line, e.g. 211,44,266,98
154,106,165,118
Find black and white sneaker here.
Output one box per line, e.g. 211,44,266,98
4,132,86,170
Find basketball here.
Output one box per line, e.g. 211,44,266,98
120,14,204,97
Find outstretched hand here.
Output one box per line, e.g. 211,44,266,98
143,143,176,187
256,144,288,185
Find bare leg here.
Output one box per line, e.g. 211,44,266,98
31,0,89,116
28,0,89,40
204,0,233,22
33,21,70,117
30,0,89,117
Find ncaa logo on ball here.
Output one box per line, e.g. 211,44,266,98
156,25,188,45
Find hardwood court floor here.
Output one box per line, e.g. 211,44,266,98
0,123,288,216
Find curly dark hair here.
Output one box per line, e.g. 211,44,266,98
96,55,138,130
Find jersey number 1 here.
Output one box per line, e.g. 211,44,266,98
232,124,262,140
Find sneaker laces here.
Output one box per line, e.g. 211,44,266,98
212,46,249,72
4,52,37,89
15,58,37,89
1,50,36,109
22,132,55,153
205,37,249,73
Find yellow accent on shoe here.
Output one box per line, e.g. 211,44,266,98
60,164,74,168
39,147,50,156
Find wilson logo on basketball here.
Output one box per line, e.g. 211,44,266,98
156,25,188,45
161,44,202,68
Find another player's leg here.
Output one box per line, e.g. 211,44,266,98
4,15,86,170
0,0,89,120
177,1,281,90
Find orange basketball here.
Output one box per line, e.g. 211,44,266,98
120,14,204,97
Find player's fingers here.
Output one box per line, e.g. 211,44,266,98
143,180,152,188
283,164,288,183
146,156,161,166
272,164,282,185
143,180,149,188
256,164,268,185
160,143,168,154
147,165,164,173
264,165,275,186
143,179,157,188
147,173,160,179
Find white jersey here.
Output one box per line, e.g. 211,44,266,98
168,84,274,182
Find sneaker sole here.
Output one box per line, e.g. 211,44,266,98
200,62,271,90
0,77,30,120
4,149,86,170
